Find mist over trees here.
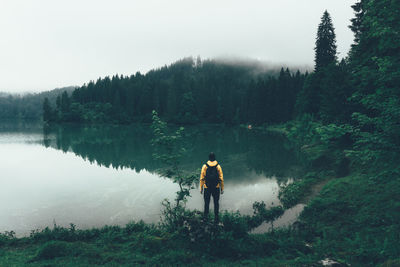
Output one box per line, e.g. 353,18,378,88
0,87,75,120
44,59,307,125
41,10,353,127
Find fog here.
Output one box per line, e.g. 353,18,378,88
0,0,357,92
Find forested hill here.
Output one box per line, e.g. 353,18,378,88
43,59,308,124
0,86,76,120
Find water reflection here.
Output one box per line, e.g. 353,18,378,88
43,124,301,184
0,122,304,236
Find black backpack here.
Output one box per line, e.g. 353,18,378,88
205,163,220,188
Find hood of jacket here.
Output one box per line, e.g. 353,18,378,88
207,160,218,166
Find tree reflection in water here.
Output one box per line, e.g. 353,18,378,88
43,124,303,185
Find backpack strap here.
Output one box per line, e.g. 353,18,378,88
205,163,209,168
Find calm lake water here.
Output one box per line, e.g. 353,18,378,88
0,122,304,236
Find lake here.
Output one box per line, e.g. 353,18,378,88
0,122,304,236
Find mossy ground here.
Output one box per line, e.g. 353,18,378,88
0,226,316,266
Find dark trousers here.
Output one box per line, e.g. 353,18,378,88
204,187,220,221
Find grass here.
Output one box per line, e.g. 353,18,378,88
299,172,400,266
0,220,317,266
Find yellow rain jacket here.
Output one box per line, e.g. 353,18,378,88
200,160,224,191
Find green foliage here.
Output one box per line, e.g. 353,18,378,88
299,174,400,266
151,110,185,169
160,198,284,240
287,114,320,146
29,223,80,243
381,259,400,267
296,11,356,123
42,97,53,122
0,231,16,247
295,72,322,115
286,117,352,176
151,110,197,205
279,175,315,209
0,219,317,266
178,91,199,124
314,123,353,145
31,240,73,261
339,0,400,173
247,202,285,229
319,60,354,123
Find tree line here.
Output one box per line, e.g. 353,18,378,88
43,60,307,125
41,11,359,127
35,0,400,157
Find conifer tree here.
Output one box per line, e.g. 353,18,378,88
296,10,338,116
346,0,400,168
315,10,337,71
42,97,53,122
349,0,365,46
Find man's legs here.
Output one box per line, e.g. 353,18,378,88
212,188,220,223
203,188,212,218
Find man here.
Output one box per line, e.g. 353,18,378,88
200,152,224,223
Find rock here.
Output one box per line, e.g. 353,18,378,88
319,258,348,266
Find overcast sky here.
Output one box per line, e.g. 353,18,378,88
0,0,357,93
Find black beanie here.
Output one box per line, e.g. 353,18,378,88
209,152,216,161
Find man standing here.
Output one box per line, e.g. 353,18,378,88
200,152,224,223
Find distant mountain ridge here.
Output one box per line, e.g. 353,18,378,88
45,57,307,124
0,86,76,120
0,57,308,122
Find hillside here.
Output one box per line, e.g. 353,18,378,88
0,87,76,120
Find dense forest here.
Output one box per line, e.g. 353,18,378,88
39,8,369,129
39,12,354,127
42,60,307,125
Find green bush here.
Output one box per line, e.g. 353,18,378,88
124,220,148,234
31,240,72,261
278,175,316,209
220,211,249,239
150,249,196,265
136,234,165,254
0,231,15,247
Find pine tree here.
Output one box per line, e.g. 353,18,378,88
346,0,400,168
349,0,366,46
42,97,53,122
296,10,338,116
319,60,353,123
60,91,70,113
315,10,337,71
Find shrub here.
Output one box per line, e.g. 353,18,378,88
31,240,72,261
0,231,16,247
